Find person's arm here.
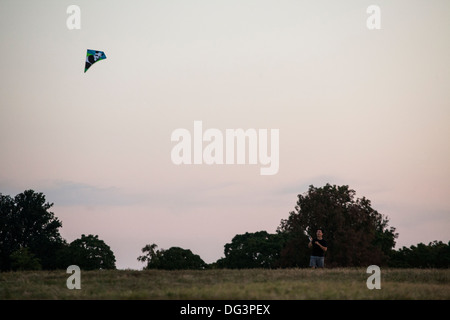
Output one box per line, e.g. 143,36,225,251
315,241,327,252
308,237,313,248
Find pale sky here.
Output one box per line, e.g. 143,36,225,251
1,0,449,269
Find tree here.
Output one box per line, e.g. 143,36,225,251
0,190,66,271
389,241,450,268
138,244,207,270
9,247,42,271
217,231,287,269
137,243,161,268
68,234,116,270
277,184,398,267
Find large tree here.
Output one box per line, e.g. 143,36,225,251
217,231,287,269
68,234,116,270
0,190,66,271
277,184,398,267
138,244,207,270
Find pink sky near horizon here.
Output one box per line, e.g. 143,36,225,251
1,0,449,269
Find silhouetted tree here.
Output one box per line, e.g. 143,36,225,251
138,244,207,270
217,231,287,268
137,243,161,268
389,241,450,268
277,184,398,267
68,234,116,270
0,190,66,271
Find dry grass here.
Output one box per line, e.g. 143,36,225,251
0,268,449,300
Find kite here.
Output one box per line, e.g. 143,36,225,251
84,49,107,73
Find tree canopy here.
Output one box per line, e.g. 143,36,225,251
0,190,65,271
68,234,116,270
2,186,447,271
138,244,207,270
389,241,450,268
277,184,398,267
216,231,287,268
0,190,116,271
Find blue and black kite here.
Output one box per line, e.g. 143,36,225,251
84,49,107,73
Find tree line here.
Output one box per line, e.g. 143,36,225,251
1,185,449,271
0,190,115,271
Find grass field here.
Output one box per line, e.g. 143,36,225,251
0,268,449,300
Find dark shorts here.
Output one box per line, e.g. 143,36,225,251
309,256,325,268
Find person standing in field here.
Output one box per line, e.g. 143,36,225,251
308,229,328,268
